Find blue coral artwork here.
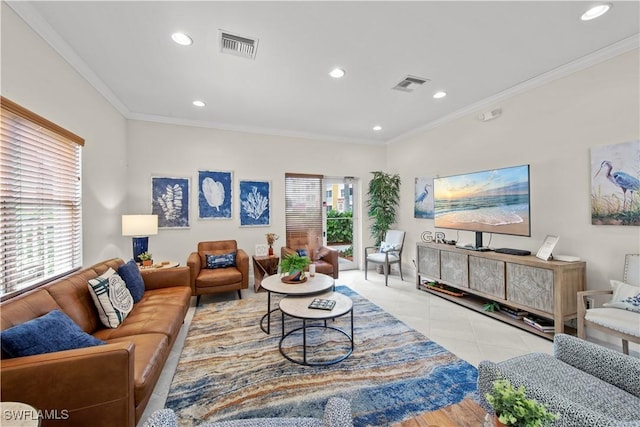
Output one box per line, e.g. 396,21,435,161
198,170,233,219
152,176,190,228
239,180,270,227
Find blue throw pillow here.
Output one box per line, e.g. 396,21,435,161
1,309,105,358
206,252,236,269
296,249,309,257
118,259,145,303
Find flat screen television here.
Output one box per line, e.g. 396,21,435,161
433,164,531,249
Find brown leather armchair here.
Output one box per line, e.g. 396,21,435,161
187,240,249,305
281,232,339,279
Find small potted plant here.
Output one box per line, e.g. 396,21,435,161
485,379,558,427
138,252,153,267
280,253,310,283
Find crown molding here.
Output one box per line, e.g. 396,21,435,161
387,35,639,145
8,1,638,146
126,112,383,146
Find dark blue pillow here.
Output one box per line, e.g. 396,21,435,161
296,249,309,257
1,310,105,358
206,252,236,269
118,259,145,303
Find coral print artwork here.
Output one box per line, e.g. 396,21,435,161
198,170,233,219
152,176,190,228
240,180,271,227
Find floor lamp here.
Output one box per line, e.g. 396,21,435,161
122,215,158,263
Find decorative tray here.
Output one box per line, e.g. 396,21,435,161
281,276,307,284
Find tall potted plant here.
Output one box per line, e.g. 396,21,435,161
367,171,401,246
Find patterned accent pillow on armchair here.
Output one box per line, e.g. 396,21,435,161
206,252,237,269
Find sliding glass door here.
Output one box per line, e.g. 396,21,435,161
324,177,358,270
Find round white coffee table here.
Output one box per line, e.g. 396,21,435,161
260,272,334,334
278,291,353,366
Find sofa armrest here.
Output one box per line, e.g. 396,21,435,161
281,246,296,259
319,247,339,279
140,266,190,291
322,397,353,427
1,341,135,426
187,252,201,293
554,333,640,398
236,249,249,288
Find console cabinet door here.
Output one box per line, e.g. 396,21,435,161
417,245,440,279
440,251,468,288
506,263,554,313
469,256,505,299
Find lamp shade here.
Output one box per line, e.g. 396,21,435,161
122,215,158,236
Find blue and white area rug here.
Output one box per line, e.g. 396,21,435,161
166,286,478,426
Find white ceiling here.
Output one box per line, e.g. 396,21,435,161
8,1,640,144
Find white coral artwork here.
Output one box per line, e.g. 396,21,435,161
157,184,183,220
242,186,269,220
202,177,225,211
240,180,270,226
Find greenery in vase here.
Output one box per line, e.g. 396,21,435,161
280,253,310,274
138,252,152,261
367,171,401,246
485,379,558,427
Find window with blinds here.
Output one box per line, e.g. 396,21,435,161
1,97,84,299
284,173,323,246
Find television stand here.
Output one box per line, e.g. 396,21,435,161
416,242,585,339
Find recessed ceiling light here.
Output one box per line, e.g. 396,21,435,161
373,125,382,131
329,68,346,79
433,91,447,99
172,32,193,46
581,4,611,21
192,100,205,107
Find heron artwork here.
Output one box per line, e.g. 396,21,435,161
595,160,640,211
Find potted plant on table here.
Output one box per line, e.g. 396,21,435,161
280,253,310,283
485,379,558,427
138,252,153,267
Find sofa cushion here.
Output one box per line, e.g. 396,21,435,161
118,259,145,303
196,268,243,288
585,307,640,337
486,353,640,425
93,303,185,341
88,268,134,328
206,252,236,269
603,280,640,313
1,309,105,358
106,333,169,406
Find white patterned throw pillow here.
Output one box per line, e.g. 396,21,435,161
603,279,640,313
88,268,134,328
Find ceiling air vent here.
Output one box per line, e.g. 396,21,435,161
219,30,259,60
392,75,430,92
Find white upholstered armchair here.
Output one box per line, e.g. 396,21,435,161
364,230,405,286
578,254,640,354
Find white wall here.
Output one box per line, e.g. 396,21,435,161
1,4,129,265
388,49,640,346
125,120,386,264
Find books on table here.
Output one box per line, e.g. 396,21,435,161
308,298,336,311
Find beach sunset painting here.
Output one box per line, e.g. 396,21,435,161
434,165,531,236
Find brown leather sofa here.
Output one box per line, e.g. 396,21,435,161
187,240,249,305
281,232,339,279
0,258,191,427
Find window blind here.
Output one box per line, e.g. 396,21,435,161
284,173,323,247
1,97,84,299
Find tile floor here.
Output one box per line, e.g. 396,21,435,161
138,269,556,426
